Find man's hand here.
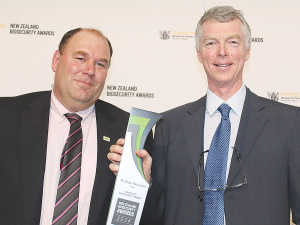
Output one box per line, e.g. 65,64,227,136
108,138,152,184
108,138,124,175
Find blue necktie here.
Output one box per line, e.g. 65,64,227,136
202,103,231,225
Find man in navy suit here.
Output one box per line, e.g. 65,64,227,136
109,6,300,225
0,28,152,225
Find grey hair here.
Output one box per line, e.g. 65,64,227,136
195,6,251,50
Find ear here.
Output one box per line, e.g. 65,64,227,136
196,48,203,64
51,50,60,72
245,48,250,62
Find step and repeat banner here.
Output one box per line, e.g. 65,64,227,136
1,0,300,113
0,1,298,223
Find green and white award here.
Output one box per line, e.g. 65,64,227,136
106,107,162,225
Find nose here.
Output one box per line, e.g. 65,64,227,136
83,60,95,76
218,43,228,57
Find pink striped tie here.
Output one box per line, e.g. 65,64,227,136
52,113,83,225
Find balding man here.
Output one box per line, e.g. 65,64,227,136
0,28,152,225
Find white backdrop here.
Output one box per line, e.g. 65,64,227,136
0,0,299,224
1,0,300,114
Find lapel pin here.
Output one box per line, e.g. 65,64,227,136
103,136,110,142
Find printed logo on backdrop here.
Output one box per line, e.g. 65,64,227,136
252,37,263,43
107,85,154,98
267,92,279,101
159,30,195,40
159,30,170,40
267,91,300,103
9,24,54,36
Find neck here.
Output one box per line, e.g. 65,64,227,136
52,89,92,113
208,80,243,101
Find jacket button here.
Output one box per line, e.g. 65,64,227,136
198,195,203,202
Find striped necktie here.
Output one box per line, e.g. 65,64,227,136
202,103,231,225
52,113,83,225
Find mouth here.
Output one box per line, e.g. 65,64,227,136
75,80,94,87
214,64,232,67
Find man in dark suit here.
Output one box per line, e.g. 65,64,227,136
0,28,152,225
109,6,300,225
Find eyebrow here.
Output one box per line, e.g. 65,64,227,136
74,51,109,64
203,34,242,41
228,34,241,39
74,51,88,57
203,35,216,41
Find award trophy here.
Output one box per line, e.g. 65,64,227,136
106,108,162,225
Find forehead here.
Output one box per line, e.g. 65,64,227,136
201,18,244,39
64,30,109,55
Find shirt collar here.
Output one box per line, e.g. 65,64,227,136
50,91,95,124
206,83,246,117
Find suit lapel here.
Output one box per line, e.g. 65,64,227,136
182,97,206,177
20,92,51,225
88,100,122,225
227,89,267,186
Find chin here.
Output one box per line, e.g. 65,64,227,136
70,93,91,103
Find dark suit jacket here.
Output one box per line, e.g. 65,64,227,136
0,91,153,225
141,88,300,225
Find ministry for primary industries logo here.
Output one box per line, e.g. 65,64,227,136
159,29,195,40
159,30,170,40
267,92,279,101
267,91,300,104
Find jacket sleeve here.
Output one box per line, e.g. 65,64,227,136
289,109,300,225
140,119,167,225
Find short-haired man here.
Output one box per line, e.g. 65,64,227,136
0,28,152,225
109,6,300,225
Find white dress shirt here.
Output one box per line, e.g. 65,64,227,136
39,92,98,225
203,84,246,224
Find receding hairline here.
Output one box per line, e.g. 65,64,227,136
58,28,113,58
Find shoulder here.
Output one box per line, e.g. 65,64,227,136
252,92,298,113
162,96,206,120
247,91,300,130
0,91,50,111
0,91,51,127
260,96,297,109
154,96,205,132
95,99,129,122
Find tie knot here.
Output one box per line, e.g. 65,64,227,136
218,103,231,118
64,113,82,123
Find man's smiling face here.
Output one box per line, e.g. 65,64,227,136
52,30,110,112
197,18,250,91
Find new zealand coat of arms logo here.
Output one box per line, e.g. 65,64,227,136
267,92,279,101
159,30,170,40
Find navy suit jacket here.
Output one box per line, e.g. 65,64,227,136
142,88,300,225
0,91,152,225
